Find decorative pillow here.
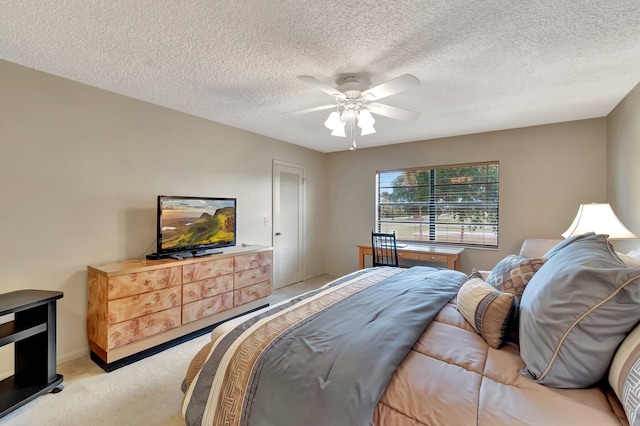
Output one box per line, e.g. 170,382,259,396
471,268,491,281
519,234,640,388
486,255,547,303
542,231,595,258
457,275,517,349
609,323,640,426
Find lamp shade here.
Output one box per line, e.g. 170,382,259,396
561,203,638,239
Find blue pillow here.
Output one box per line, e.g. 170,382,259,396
519,234,640,388
542,232,595,258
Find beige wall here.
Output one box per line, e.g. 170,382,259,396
0,60,327,374
607,82,640,254
2,57,634,378
325,119,608,276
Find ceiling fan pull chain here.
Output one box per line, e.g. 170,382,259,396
350,117,357,151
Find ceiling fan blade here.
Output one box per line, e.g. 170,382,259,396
368,103,420,121
361,74,420,101
284,104,336,115
297,75,346,99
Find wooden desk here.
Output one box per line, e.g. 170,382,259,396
358,244,464,271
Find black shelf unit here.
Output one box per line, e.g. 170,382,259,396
0,290,64,418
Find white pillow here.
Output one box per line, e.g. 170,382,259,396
627,249,640,260
618,253,640,268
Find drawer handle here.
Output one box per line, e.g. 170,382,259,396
429,256,436,260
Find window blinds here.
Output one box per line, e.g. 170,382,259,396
376,162,499,248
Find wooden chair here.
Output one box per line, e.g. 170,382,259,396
371,231,399,267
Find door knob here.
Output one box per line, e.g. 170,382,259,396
275,232,282,236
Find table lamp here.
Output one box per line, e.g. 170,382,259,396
562,203,638,239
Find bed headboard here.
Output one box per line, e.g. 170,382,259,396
519,238,562,258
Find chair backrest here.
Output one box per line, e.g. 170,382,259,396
371,231,399,267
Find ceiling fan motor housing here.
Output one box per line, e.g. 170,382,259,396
336,74,369,92
336,75,370,116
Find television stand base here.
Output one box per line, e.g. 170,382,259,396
145,250,223,260
145,253,172,260
190,251,222,258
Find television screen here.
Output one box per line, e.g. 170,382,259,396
157,195,236,255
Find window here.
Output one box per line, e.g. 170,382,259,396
376,162,499,248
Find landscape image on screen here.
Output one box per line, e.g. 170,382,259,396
160,198,235,251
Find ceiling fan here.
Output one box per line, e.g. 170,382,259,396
290,73,421,150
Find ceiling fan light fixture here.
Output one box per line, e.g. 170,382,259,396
295,73,420,150
360,124,376,136
324,111,341,130
331,125,346,137
357,108,375,128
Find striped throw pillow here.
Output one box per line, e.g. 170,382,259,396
457,275,518,349
609,323,640,425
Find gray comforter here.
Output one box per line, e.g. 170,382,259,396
183,266,467,426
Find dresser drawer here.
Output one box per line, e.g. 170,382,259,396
234,252,272,272
108,286,182,325
234,265,272,289
107,266,181,300
182,258,234,284
183,275,233,304
107,306,181,349
234,281,271,306
182,292,234,324
418,253,449,263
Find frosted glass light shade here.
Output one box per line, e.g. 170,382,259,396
330,125,346,137
562,203,638,239
324,111,341,130
360,124,376,136
357,109,375,128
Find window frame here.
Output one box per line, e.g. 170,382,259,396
375,161,499,249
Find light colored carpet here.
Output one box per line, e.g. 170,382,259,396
2,276,335,426
2,333,210,426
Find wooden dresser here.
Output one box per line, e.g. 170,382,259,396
87,246,272,371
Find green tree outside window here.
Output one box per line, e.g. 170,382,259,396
377,163,499,247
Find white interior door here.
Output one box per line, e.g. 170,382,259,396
273,161,303,289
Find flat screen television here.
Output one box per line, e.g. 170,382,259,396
154,195,236,258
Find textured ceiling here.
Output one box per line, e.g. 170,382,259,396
2,1,640,153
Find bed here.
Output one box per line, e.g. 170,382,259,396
182,233,640,426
